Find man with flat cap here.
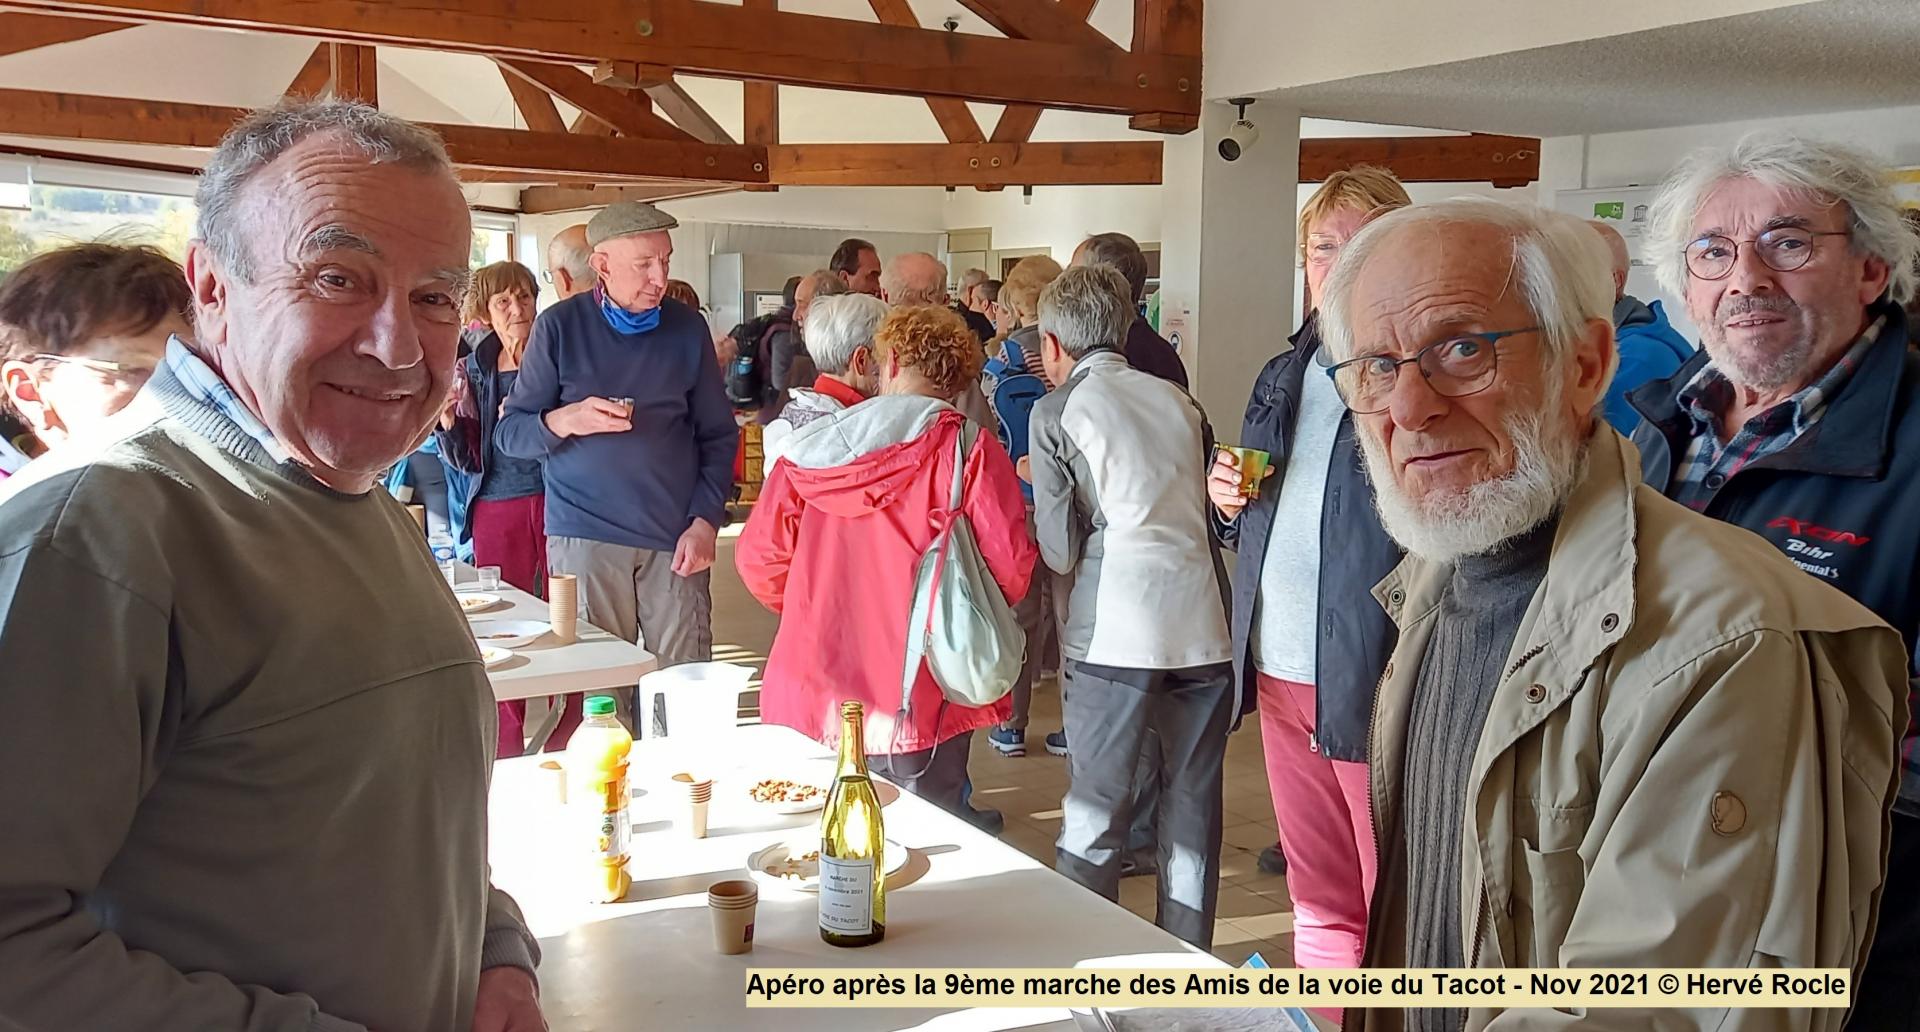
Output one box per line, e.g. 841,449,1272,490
498,202,738,728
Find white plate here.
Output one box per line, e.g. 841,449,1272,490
457,591,502,613
480,646,514,669
747,838,909,894
470,619,549,650
745,775,830,814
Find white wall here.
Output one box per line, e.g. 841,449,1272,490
942,185,1164,262
1203,0,1822,99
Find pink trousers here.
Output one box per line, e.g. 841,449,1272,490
1258,673,1376,988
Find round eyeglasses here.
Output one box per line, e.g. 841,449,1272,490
1323,327,1540,415
1684,227,1850,281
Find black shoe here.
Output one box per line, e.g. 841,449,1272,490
964,807,1005,837
1120,855,1159,879
1257,843,1288,875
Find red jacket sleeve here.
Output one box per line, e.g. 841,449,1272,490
963,427,1037,607
734,461,804,613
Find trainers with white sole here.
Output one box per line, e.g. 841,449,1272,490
987,726,1026,757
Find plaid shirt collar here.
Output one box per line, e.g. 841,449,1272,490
162,336,292,463
1677,316,1883,449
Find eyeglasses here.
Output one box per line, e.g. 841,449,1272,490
1323,327,1541,414
540,269,554,284
1684,227,1850,280
26,353,156,389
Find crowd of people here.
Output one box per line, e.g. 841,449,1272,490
0,92,1915,1032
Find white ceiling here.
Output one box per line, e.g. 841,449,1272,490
1271,0,1920,137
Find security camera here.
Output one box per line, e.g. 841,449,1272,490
1218,98,1257,162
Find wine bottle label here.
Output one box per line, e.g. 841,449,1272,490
818,855,875,934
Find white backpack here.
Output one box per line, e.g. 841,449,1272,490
898,421,1027,715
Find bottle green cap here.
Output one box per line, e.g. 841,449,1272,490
584,696,617,717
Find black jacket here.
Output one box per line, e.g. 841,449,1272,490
1629,298,1920,809
436,330,511,481
1217,315,1401,760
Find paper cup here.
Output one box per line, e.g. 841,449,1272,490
673,773,714,838
707,880,758,955
538,760,567,805
547,574,579,644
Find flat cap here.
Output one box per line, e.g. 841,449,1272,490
587,201,679,247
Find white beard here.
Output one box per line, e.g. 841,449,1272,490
1359,388,1588,565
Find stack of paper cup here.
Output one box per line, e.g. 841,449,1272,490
672,772,714,838
548,574,578,644
707,880,758,955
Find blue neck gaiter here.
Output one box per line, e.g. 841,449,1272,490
597,286,662,335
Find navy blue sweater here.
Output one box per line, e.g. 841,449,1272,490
495,294,738,552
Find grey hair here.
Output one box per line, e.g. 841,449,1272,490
800,268,848,303
880,252,948,305
547,225,593,284
1646,130,1918,304
1075,232,1149,301
1038,263,1134,359
804,293,888,375
1320,198,1616,388
195,99,457,283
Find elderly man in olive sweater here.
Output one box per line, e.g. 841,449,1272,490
0,102,541,1031
496,201,738,728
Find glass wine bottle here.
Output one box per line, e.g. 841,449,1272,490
819,701,885,947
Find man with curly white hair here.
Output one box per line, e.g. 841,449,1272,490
1626,131,1920,1029
1318,196,1905,1032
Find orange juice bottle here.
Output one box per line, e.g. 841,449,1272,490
567,695,632,902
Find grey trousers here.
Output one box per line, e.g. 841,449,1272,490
1005,571,1068,731
547,535,714,732
868,731,974,817
1056,659,1233,950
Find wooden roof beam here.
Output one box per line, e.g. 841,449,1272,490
499,64,567,134
957,0,1117,52
1128,0,1201,134
283,42,332,98
520,182,741,214
0,12,133,58
1300,134,1541,186
986,0,1099,146
768,141,1161,187
642,77,736,146
494,60,694,141
865,0,984,145
327,43,376,105
0,87,770,183
4,0,1198,121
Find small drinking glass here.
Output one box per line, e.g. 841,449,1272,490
477,566,503,592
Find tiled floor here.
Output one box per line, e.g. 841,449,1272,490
712,524,1297,969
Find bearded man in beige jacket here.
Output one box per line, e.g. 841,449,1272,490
1317,198,1905,1032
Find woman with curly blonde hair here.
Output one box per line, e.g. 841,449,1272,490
737,305,1034,831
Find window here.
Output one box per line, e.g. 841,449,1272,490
471,213,517,270
0,184,197,276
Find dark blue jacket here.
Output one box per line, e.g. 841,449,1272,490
1604,296,1692,435
1630,298,1920,813
432,331,515,546
495,294,738,553
1216,315,1401,760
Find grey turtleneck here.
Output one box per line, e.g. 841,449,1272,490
1404,516,1558,1032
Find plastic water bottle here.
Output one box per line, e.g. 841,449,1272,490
428,528,457,586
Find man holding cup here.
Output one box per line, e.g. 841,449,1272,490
496,201,738,730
